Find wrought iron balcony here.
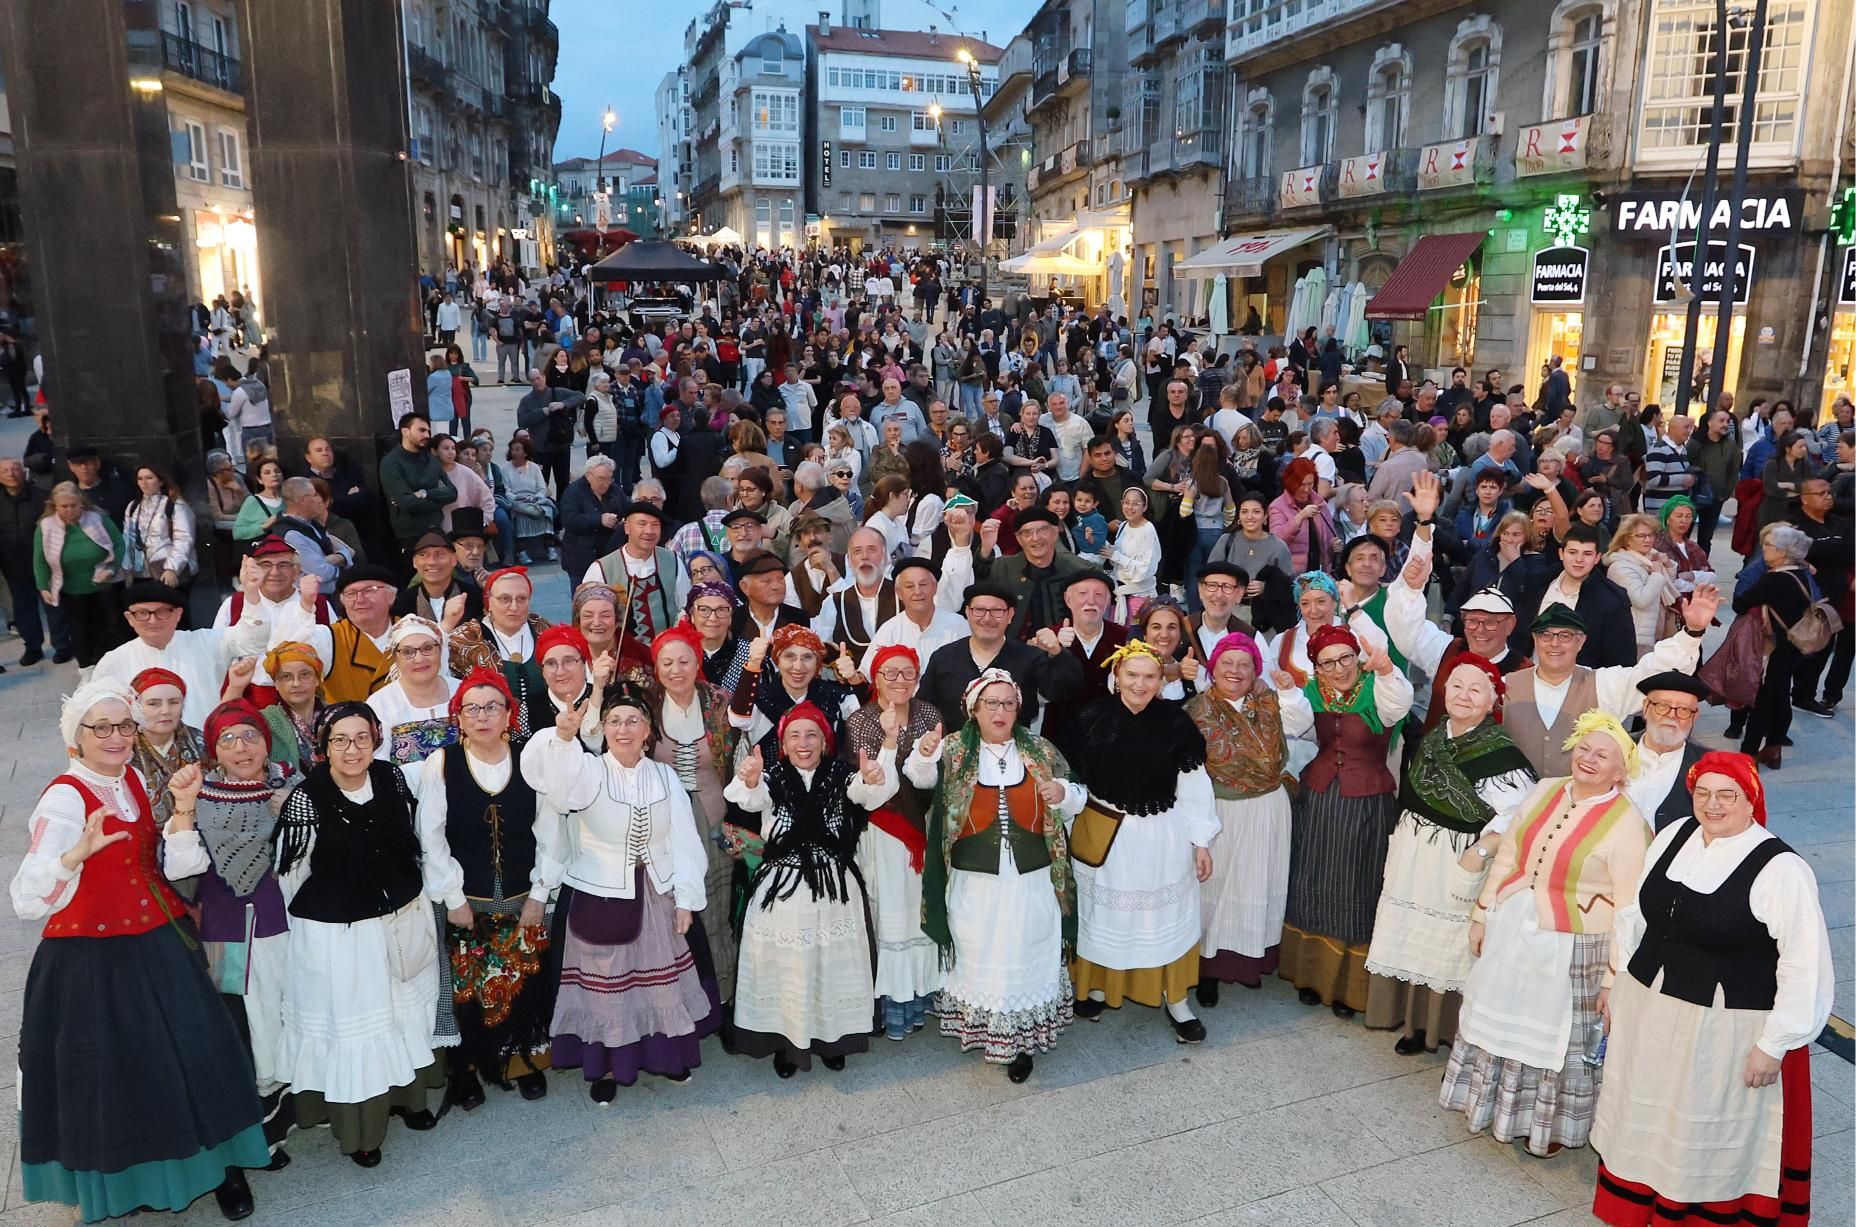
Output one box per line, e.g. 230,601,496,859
160,32,242,95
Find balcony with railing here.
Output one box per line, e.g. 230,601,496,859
1153,0,1182,48
1057,48,1092,96
691,68,719,106
1029,35,1067,111
1126,0,1157,66
1181,0,1222,35
1025,139,1094,196
1226,0,1418,66
160,32,242,95
1223,175,1278,227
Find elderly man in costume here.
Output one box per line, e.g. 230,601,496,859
210,535,335,708
1062,639,1219,1041
96,569,272,729
1624,671,1712,831
1363,653,1536,1055
722,702,894,1077
1592,750,1833,1227
906,668,1085,1083
1184,632,1294,1004
324,565,400,705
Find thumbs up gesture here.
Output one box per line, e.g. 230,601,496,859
1057,617,1076,649
737,744,765,790
916,721,944,758
858,747,886,786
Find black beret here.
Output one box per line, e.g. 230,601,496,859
1197,561,1250,585
1061,568,1113,593
962,581,1019,610
122,579,185,608
1635,671,1710,700
721,507,763,527
891,556,940,581
1013,507,1062,532
337,564,400,594
735,549,788,577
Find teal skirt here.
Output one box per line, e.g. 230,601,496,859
22,1123,271,1223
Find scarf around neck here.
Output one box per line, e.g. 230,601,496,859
1401,717,1534,839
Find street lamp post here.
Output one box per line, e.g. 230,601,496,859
957,48,989,307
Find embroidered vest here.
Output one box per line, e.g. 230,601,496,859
442,748,538,902
1301,710,1397,797
41,773,187,939
1628,819,1788,1010
949,775,1051,875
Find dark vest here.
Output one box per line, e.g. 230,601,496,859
825,581,898,656
1301,709,1397,797
442,747,538,901
1627,818,1790,1010
288,762,423,924
1650,742,1708,832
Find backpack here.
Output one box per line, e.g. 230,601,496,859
1770,571,1843,655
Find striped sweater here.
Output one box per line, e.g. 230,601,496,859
1472,779,1650,941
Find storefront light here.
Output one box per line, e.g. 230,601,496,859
1542,193,1591,247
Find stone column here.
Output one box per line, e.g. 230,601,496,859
0,0,203,478
235,0,423,484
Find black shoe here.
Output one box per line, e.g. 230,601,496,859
50,648,73,664
349,1149,382,1168
1297,987,1323,1006
516,1071,548,1101
660,1070,692,1084
1073,997,1106,1021
820,1054,846,1071
1006,1053,1034,1083
773,1054,798,1079
1170,1015,1207,1044
1394,1031,1429,1056
448,1068,485,1112
17,648,41,666
1774,734,1795,747
589,1079,618,1105
1723,716,1746,739
261,1147,291,1172
1795,698,1835,719
1331,1003,1356,1019
213,1170,254,1221
389,1106,437,1131
1195,980,1220,1009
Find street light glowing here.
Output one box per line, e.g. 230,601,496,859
129,77,164,93
956,48,973,64
602,109,616,131
928,103,942,120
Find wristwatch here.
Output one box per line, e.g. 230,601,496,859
1473,845,1493,861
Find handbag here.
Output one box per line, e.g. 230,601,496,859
384,898,440,984
1772,572,1843,655
1697,611,1770,710
1068,799,1126,869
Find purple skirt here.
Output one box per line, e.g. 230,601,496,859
548,872,720,1085
195,871,288,943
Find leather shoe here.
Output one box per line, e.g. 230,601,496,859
516,1071,548,1101
213,1170,254,1221
1331,1003,1357,1019
1006,1053,1034,1083
773,1054,798,1079
1394,1031,1429,1056
17,648,42,666
261,1148,291,1172
820,1054,846,1071
349,1149,382,1168
1170,1015,1207,1044
51,648,73,664
1195,980,1220,1009
1073,997,1106,1020
1297,987,1323,1006
589,1079,618,1105
1754,744,1783,771
448,1068,485,1112
389,1106,437,1131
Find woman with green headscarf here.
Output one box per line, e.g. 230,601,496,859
1652,494,1716,601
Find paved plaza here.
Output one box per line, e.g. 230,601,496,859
0,397,1844,1227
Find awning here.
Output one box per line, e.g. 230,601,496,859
1022,225,1083,257
1176,226,1330,277
999,250,1098,276
1365,231,1487,321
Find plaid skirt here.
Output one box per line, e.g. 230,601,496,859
1438,929,1609,1156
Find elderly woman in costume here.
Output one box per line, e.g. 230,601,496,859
1265,570,1390,692
449,566,553,735
1271,623,1413,1018
687,580,752,693
1591,750,1832,1227
220,640,324,775
1063,640,1219,1041
520,682,719,1103
1439,711,1651,1159
1363,654,1535,1054
524,624,605,747
11,681,268,1222
722,702,892,1076
842,643,945,1040
906,669,1083,1082
174,700,300,1166
574,581,652,675
1185,632,1293,1005
728,621,863,757
416,667,555,1111
631,622,741,1001
274,701,442,1167
130,666,206,830
368,616,462,788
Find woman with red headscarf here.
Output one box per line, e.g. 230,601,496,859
1363,655,1535,1055
1271,622,1412,1018
415,667,556,1111
841,644,946,1040
722,701,893,1077
1592,751,1832,1227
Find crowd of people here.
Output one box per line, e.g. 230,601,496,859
7,246,1847,1227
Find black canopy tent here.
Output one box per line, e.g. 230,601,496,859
585,240,726,283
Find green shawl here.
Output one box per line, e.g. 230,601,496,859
1398,717,1534,840
1303,672,1386,734
922,724,1076,963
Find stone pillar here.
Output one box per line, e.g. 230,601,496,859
235,0,423,483
0,0,204,478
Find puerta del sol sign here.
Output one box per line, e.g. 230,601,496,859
1654,241,1755,306
1530,245,1589,305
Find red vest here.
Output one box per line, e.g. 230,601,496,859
1301,710,1397,798
40,773,187,939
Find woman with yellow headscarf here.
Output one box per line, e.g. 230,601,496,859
1059,639,1220,1043
221,641,325,775
1439,710,1652,1159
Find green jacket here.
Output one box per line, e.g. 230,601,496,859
978,548,1103,640
378,445,456,542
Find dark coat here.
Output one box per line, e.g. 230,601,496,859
558,476,625,584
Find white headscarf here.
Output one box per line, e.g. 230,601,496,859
61,679,138,750
961,667,1021,719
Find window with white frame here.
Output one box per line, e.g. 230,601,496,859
1365,47,1410,152
934,154,953,172
753,91,797,134
885,193,901,213
1300,68,1336,164
838,191,852,211
886,151,901,171
839,148,852,167
1639,0,1807,157
950,119,969,135
1445,18,1502,139
879,114,898,132
217,128,244,187
780,198,794,228
756,198,772,229
1559,6,1603,116
909,153,925,171
762,49,783,76
753,143,800,180
858,150,878,169
180,120,209,181
729,148,739,174
859,192,876,210
911,110,932,131
840,105,865,132
1239,90,1272,179
909,194,926,214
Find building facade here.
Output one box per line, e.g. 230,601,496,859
403,0,559,277
160,0,259,311
803,19,1001,253
979,31,1035,257
655,69,691,235
0,67,28,331
552,149,660,238
718,27,806,250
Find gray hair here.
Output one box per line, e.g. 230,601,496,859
1489,428,1517,450
1763,523,1811,566
1387,420,1418,448
588,370,612,391
793,460,826,491
280,476,319,505
205,450,234,474
583,454,617,475
699,474,734,510
1308,418,1339,445
630,478,666,500
719,456,748,480
1377,397,1404,420
1460,432,1492,463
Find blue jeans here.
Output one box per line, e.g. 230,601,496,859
1185,524,1224,612
959,384,982,416
471,324,489,361
492,504,517,565
6,572,63,653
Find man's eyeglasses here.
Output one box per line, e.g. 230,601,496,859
1535,629,1584,645
126,605,181,622
1642,698,1699,721
967,605,1010,619
1198,580,1240,594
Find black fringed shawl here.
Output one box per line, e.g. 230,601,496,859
743,757,869,909
1061,695,1209,815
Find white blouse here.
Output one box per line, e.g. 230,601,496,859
416,746,557,912
1614,821,1835,1058
10,762,209,920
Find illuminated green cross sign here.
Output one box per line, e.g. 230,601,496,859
1831,186,1856,245
1542,193,1591,247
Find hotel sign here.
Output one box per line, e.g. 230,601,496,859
1515,114,1589,178
1337,152,1390,199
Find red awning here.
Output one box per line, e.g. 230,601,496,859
1365,231,1487,321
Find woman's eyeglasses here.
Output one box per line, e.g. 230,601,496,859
80,719,138,739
